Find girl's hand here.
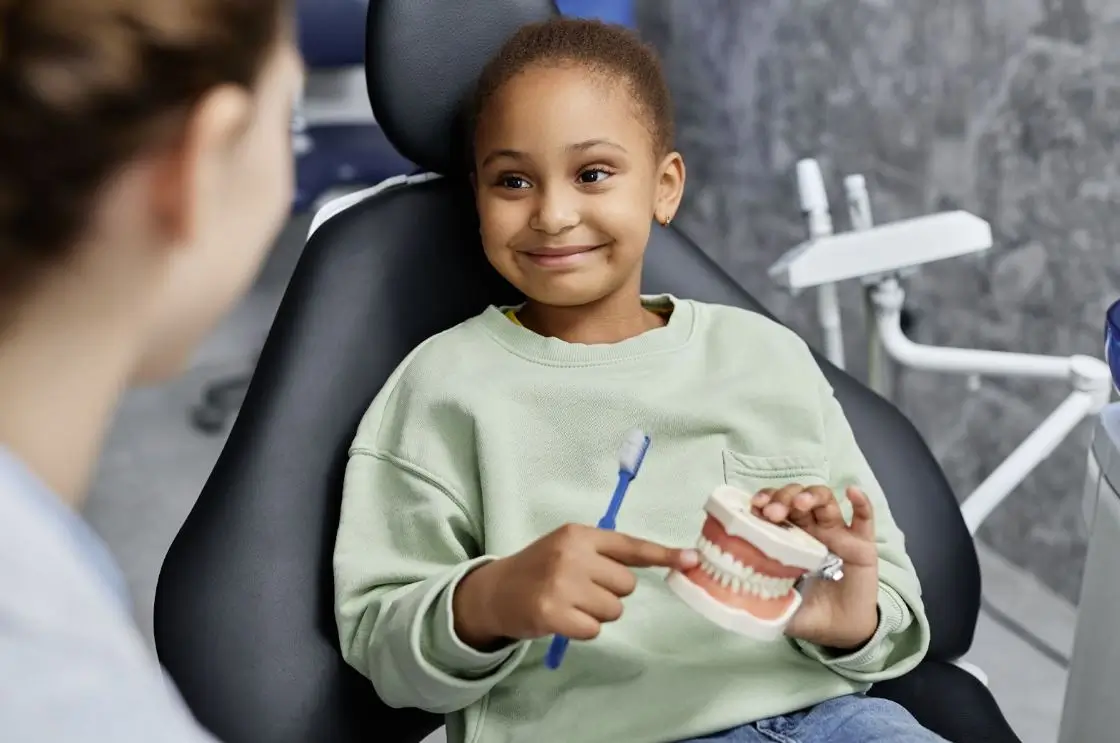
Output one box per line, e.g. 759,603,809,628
752,484,880,650
452,524,698,650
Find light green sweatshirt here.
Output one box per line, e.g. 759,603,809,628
334,295,929,743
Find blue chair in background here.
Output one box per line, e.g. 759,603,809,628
191,0,415,434
555,0,635,26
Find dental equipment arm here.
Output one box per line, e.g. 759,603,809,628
871,277,1112,534
769,165,1113,535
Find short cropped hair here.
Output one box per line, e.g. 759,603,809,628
471,17,675,157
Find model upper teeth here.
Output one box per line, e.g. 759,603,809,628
696,536,797,599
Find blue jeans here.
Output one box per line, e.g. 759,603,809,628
677,694,947,742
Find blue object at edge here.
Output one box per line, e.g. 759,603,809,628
1103,298,1120,393
555,0,636,27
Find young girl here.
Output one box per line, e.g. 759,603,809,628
0,1,302,740
335,18,943,743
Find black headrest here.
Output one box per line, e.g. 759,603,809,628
366,0,560,176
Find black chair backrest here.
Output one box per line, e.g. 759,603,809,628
154,3,981,743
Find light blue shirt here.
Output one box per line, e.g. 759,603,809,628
0,446,218,742
1,447,130,605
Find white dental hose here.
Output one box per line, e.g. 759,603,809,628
797,159,845,370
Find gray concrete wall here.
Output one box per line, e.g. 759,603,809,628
637,0,1120,603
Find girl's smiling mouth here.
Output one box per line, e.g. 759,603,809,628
521,243,608,268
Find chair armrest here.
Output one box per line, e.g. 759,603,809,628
870,660,1020,743
950,659,989,687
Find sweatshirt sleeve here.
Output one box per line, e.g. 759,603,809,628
334,448,530,714
792,374,931,683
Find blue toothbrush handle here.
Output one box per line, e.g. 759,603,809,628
544,511,612,671
544,635,570,670
544,470,638,671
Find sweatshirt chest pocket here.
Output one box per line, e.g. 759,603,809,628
722,449,830,495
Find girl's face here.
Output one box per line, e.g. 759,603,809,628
473,63,684,310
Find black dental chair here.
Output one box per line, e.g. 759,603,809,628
153,2,1022,742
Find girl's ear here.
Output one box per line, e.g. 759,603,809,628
654,151,686,225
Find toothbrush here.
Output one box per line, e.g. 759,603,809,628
544,429,652,671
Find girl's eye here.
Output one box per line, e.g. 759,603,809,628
578,168,612,184
500,175,530,189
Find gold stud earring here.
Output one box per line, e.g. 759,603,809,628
662,216,672,227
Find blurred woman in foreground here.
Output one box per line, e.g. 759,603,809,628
0,1,302,739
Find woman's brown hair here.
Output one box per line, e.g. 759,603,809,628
0,0,288,293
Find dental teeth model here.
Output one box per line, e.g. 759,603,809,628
666,485,835,641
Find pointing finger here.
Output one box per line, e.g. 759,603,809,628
596,531,698,570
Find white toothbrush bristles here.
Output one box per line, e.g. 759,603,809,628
618,429,651,476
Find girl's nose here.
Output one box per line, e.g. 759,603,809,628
529,187,580,235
